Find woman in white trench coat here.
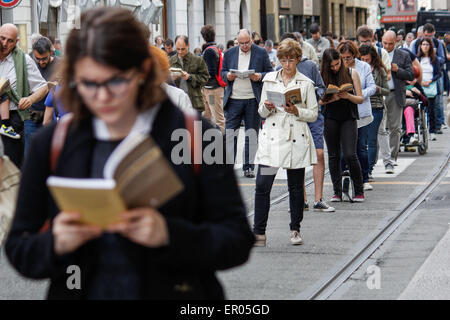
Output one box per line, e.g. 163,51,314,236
253,39,318,247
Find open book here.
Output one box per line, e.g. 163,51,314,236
47,133,184,229
325,83,353,95
266,88,302,109
0,77,10,96
229,69,255,79
169,67,184,77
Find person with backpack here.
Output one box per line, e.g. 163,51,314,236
200,24,226,132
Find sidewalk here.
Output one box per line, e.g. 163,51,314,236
398,225,450,299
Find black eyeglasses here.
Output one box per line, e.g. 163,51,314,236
73,71,139,99
34,55,50,62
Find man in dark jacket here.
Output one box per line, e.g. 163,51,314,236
200,24,225,132
169,36,209,112
381,30,414,173
221,29,273,178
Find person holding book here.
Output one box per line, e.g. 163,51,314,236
358,45,390,183
253,39,318,246
319,48,365,202
337,41,376,192
5,7,254,300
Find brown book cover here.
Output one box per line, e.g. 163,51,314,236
325,83,353,95
47,133,184,228
284,88,302,105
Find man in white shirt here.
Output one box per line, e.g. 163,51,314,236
221,29,273,178
0,23,48,167
265,40,277,68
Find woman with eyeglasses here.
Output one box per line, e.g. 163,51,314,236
253,39,318,247
320,48,364,202
417,38,441,141
337,41,376,192
5,7,254,300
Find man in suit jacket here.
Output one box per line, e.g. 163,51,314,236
221,29,273,178
380,30,414,173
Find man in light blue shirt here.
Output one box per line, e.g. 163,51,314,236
264,40,278,68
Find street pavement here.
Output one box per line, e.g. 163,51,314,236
0,100,449,300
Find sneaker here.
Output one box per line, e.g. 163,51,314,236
353,194,365,202
436,129,443,134
368,174,374,182
313,199,335,212
385,163,394,174
430,133,437,141
409,135,419,145
290,230,303,245
442,124,448,129
330,194,342,202
342,170,350,176
393,160,398,166
244,168,255,178
0,124,20,139
254,234,266,247
304,202,309,211
363,182,373,191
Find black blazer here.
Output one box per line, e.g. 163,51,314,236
221,44,274,108
392,48,415,106
5,99,254,300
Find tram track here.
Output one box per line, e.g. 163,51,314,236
298,150,450,300
246,170,331,218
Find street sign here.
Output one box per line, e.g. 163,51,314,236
0,0,22,8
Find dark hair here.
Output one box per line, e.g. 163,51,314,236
423,23,435,33
32,36,52,54
358,44,387,73
165,38,174,47
320,48,352,88
59,7,165,123
280,32,297,41
201,24,216,43
337,40,360,59
309,23,320,34
175,35,189,45
226,40,235,49
356,25,374,39
418,38,436,63
326,36,335,49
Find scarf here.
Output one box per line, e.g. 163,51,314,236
6,46,30,121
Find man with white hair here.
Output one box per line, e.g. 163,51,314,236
0,24,48,167
381,30,414,174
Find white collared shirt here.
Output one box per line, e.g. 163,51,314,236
0,50,47,110
231,48,255,100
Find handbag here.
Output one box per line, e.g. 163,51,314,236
423,81,438,98
0,156,20,245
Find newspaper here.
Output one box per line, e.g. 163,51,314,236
229,69,255,79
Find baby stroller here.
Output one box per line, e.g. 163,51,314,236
400,87,428,155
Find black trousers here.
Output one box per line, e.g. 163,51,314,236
324,118,364,196
1,110,24,168
253,165,305,235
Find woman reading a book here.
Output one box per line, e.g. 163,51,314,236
253,39,318,246
5,7,254,300
319,48,365,202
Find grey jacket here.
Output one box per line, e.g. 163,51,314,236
391,48,414,106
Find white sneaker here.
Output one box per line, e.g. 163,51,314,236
430,133,437,141
290,230,303,245
409,135,419,145
0,124,20,139
363,182,373,191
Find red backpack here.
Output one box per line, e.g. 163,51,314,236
205,46,227,88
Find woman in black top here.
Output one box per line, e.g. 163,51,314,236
5,7,254,300
319,48,365,202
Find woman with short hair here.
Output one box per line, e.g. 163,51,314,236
253,39,318,246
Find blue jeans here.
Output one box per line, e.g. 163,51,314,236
368,109,384,174
24,119,42,156
224,98,261,172
356,124,370,183
436,78,444,127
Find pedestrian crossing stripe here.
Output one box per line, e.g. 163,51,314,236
372,158,416,178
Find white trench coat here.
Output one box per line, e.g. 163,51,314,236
255,69,318,169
